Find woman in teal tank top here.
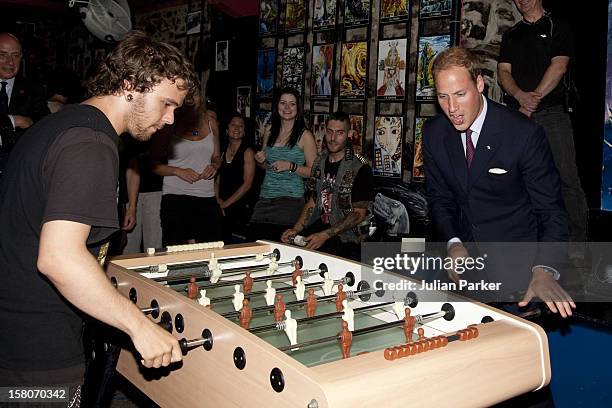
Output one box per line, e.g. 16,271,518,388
249,87,317,241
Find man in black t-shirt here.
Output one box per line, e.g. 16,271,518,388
281,112,373,260
498,0,587,259
0,32,199,404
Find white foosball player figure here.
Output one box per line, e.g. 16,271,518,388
294,276,305,301
267,258,279,275
256,253,264,262
210,266,222,284
341,299,354,331
284,310,298,348
265,280,276,306
208,253,218,270
198,289,211,307
322,272,334,296
393,301,406,320
232,284,244,311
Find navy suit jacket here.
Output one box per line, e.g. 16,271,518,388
423,99,568,288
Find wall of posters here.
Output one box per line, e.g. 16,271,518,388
412,117,427,180
344,0,370,27
312,44,334,98
602,0,612,210
416,34,450,101
420,0,452,19
376,38,407,99
256,48,276,99
340,41,368,99
373,116,403,177
313,0,336,30
259,0,279,35
282,47,305,94
285,0,306,32
237,86,251,118
349,114,365,155
255,110,272,149
380,0,409,23
310,113,329,153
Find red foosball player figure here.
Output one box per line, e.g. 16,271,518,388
306,288,318,318
403,308,416,343
335,283,347,312
292,264,303,286
243,271,253,295
274,294,286,322
339,320,352,359
239,299,252,329
188,276,198,300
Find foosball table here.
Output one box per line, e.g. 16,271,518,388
107,241,551,408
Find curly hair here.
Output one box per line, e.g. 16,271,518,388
87,31,200,106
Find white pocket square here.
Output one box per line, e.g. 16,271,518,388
488,168,507,175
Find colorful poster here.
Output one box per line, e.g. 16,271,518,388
236,86,251,118
344,0,370,27
285,0,306,32
349,114,364,155
602,0,612,210
412,117,427,180
282,47,305,94
376,38,407,100
419,0,452,19
380,0,409,23
416,34,451,102
340,41,368,99
255,110,272,149
313,0,336,30
312,44,334,98
256,48,275,99
373,116,403,178
259,0,279,35
310,113,329,153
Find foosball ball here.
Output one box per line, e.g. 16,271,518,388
107,241,551,407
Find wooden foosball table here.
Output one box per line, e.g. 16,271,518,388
107,241,551,407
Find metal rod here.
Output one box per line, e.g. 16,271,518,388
151,260,294,284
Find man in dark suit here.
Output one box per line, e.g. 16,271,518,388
423,47,574,317
0,32,50,177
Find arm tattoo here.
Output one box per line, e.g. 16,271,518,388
325,211,362,237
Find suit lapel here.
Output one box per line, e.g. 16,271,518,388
468,103,500,189
444,128,468,194
8,77,25,112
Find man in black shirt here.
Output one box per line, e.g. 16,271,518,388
498,0,587,259
281,111,374,260
0,32,199,405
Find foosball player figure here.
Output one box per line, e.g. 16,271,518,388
306,288,318,318
335,283,347,312
403,308,416,343
274,294,286,322
417,327,429,351
292,264,303,285
188,276,198,300
339,320,352,359
239,299,252,329
243,271,253,295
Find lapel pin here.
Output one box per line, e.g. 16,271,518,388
486,145,491,150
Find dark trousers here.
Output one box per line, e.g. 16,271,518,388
161,194,223,246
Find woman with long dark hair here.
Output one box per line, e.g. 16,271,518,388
248,87,317,241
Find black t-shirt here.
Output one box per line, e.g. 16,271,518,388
0,104,119,376
122,135,163,195
499,14,573,110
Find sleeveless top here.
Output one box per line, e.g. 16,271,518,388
219,141,249,203
259,138,306,199
163,121,215,198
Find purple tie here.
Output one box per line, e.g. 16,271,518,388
465,129,475,168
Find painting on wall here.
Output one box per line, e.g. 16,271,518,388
313,0,336,31
186,10,201,35
310,113,329,153
373,116,403,178
376,38,407,100
285,0,307,33
255,110,272,149
312,44,334,98
602,0,612,210
412,117,428,180
380,0,410,23
420,0,452,19
256,48,276,99
416,34,451,101
344,0,370,27
282,47,305,94
349,114,365,155
340,41,368,99
215,41,229,72
237,86,251,118
259,0,279,35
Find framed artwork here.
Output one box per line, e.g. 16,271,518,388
416,34,451,102
311,44,334,98
373,116,403,178
349,114,365,155
310,113,329,153
186,10,201,35
236,86,252,118
344,0,370,27
376,38,407,100
281,47,305,94
256,48,276,99
412,117,428,180
255,110,272,149
285,0,306,33
380,0,409,23
340,41,368,99
419,0,452,19
313,0,337,31
215,41,229,72
259,0,279,35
